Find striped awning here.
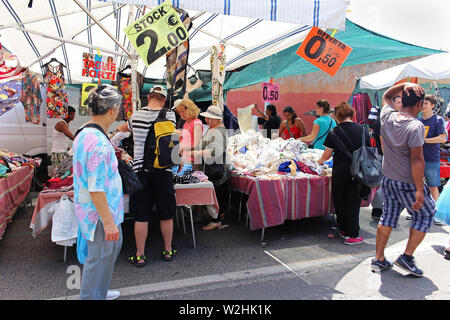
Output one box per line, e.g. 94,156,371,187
0,0,348,83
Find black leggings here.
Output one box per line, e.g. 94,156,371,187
332,168,362,238
211,182,229,222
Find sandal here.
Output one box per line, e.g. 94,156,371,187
128,254,148,267
161,246,178,262
202,221,222,231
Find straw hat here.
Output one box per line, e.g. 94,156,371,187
200,105,223,120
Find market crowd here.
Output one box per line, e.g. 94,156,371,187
47,81,449,300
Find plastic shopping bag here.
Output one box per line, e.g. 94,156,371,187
76,227,88,265
434,180,450,226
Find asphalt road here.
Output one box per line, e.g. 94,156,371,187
1,192,449,302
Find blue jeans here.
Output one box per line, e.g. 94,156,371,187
424,162,441,187
79,221,122,300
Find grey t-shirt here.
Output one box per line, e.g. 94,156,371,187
380,105,425,184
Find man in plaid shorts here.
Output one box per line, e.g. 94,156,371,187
371,82,436,277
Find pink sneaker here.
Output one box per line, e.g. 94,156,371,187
344,237,364,245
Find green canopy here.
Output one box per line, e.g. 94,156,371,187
188,19,442,102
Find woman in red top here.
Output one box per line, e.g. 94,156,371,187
175,98,203,169
278,106,307,140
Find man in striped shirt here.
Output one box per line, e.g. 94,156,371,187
118,85,178,265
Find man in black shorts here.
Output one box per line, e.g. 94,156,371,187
118,85,178,266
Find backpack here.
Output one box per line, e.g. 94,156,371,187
336,124,383,188
142,108,179,171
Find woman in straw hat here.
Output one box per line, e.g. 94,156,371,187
189,105,230,230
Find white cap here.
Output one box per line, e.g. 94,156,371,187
200,105,223,120
148,85,167,98
172,99,183,110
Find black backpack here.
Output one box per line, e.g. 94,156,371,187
142,108,180,171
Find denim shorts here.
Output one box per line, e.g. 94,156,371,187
380,177,436,233
424,162,441,187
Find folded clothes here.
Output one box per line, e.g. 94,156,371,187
191,171,209,182
45,176,73,190
173,169,200,184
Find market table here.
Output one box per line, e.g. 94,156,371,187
229,173,334,240
0,165,35,239
30,181,219,253
228,173,375,240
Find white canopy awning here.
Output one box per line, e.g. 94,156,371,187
359,52,450,90
98,0,349,29
0,0,349,84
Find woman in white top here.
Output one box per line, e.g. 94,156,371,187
51,106,76,167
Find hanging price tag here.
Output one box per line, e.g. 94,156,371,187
262,82,279,102
296,26,352,76
124,0,189,66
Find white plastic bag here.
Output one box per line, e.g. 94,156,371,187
50,195,79,244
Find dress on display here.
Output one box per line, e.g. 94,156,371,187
20,72,42,124
44,63,68,118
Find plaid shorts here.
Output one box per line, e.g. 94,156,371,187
380,176,436,233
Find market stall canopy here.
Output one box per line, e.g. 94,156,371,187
359,52,450,90
188,19,442,101
0,0,349,84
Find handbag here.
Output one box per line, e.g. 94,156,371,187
204,162,225,181
75,123,142,194
337,125,383,188
118,159,142,194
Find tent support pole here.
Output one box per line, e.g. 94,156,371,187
10,25,128,58
73,0,132,58
129,5,140,113
26,5,127,69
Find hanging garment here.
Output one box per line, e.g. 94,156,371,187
351,93,372,124
112,71,143,121
166,10,192,95
0,80,21,117
20,72,42,124
210,42,226,110
44,63,68,118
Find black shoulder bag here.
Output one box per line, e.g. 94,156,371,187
75,123,142,195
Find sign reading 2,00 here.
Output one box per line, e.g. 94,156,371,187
124,1,189,66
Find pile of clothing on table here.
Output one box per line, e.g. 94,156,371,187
171,164,209,184
43,155,74,193
0,150,39,178
226,130,332,178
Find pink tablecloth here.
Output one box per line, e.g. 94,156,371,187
230,174,375,231
30,181,219,237
230,174,334,231
0,165,35,239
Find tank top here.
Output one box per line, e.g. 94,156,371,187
181,119,203,163
281,120,302,140
51,120,70,153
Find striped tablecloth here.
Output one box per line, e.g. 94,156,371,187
0,165,35,239
230,174,375,231
30,181,219,237
229,174,334,231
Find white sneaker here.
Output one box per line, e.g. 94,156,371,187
106,290,120,300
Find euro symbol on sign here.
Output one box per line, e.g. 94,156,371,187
166,14,178,28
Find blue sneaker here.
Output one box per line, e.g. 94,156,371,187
394,254,423,277
371,258,393,273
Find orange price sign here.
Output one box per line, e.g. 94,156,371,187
296,26,352,76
